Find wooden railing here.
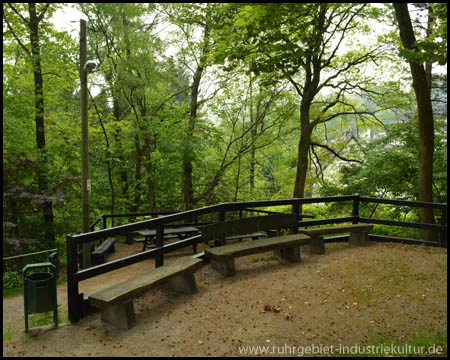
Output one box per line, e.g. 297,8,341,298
67,195,447,323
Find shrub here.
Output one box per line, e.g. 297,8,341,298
3,271,22,290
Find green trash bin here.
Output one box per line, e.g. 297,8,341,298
23,262,58,333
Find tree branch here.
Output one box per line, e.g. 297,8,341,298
37,3,51,22
3,5,31,56
310,144,325,183
7,3,29,24
318,44,386,93
150,87,188,117
310,141,363,164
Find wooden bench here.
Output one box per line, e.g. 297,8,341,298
134,234,178,251
204,234,312,276
91,237,116,265
298,224,373,247
87,256,203,329
199,214,324,276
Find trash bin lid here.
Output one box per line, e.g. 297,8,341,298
23,262,56,278
26,272,53,281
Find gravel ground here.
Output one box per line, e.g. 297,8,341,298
3,241,447,357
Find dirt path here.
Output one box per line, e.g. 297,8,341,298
3,241,447,357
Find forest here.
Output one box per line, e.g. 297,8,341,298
3,3,447,262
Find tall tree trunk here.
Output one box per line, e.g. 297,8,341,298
112,94,129,212
92,96,116,226
293,104,312,204
234,153,241,202
182,115,195,210
144,135,157,211
106,156,115,227
183,25,209,210
131,134,143,214
393,3,435,241
28,3,55,248
249,143,256,198
292,44,322,209
249,75,256,198
183,83,197,209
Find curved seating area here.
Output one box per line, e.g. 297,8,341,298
87,215,374,330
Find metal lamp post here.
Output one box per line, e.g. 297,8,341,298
80,19,95,268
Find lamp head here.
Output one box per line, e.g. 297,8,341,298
84,60,97,73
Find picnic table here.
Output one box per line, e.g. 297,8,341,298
132,226,200,251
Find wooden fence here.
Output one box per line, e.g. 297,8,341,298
67,195,447,323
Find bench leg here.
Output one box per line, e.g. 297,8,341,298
349,231,370,246
125,234,133,245
91,254,105,266
213,238,224,247
274,247,301,262
108,244,115,253
167,272,198,294
100,301,136,330
210,258,235,277
304,237,325,254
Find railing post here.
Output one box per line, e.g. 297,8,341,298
155,223,164,268
216,204,226,246
218,205,225,223
441,208,447,248
353,194,360,224
102,215,107,229
293,198,302,219
67,235,82,323
292,199,300,233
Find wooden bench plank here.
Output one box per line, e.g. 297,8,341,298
88,256,203,309
204,234,310,260
134,234,178,243
201,215,326,277
88,256,204,329
91,237,116,255
204,234,313,277
298,224,373,237
298,224,373,246
91,237,117,265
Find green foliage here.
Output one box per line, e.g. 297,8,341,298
2,271,22,290
3,2,81,256
2,3,447,259
371,224,423,240
321,115,447,202
211,3,319,79
411,3,447,66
